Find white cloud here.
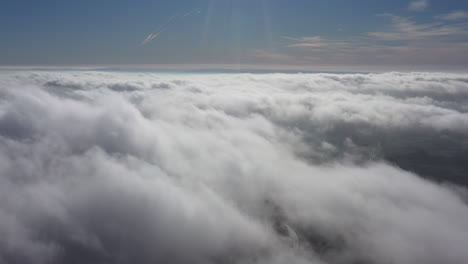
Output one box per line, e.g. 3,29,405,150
369,14,468,41
273,14,468,69
437,10,468,21
0,71,468,263
408,0,429,12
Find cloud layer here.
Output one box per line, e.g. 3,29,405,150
1,71,468,264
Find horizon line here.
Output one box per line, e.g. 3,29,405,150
1,63,467,74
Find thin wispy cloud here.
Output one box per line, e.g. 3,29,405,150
256,10,468,68
281,36,327,48
369,14,468,41
437,11,468,21
281,36,303,42
408,0,429,12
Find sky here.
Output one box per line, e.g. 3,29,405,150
1,0,468,71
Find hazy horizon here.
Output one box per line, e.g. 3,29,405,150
2,64,468,74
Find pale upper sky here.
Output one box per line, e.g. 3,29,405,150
1,0,468,71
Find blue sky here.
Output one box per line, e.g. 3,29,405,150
1,0,468,70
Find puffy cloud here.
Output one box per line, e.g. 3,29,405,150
0,71,468,264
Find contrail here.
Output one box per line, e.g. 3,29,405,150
140,14,179,46
140,30,166,46
140,8,201,46
183,8,201,17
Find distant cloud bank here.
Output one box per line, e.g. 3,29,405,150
0,71,468,264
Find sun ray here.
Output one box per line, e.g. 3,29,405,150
261,0,274,52
201,0,216,48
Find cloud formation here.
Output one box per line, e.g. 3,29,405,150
0,71,468,264
436,10,468,21
270,13,468,69
408,0,429,12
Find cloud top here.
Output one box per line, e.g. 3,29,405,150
0,71,468,264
